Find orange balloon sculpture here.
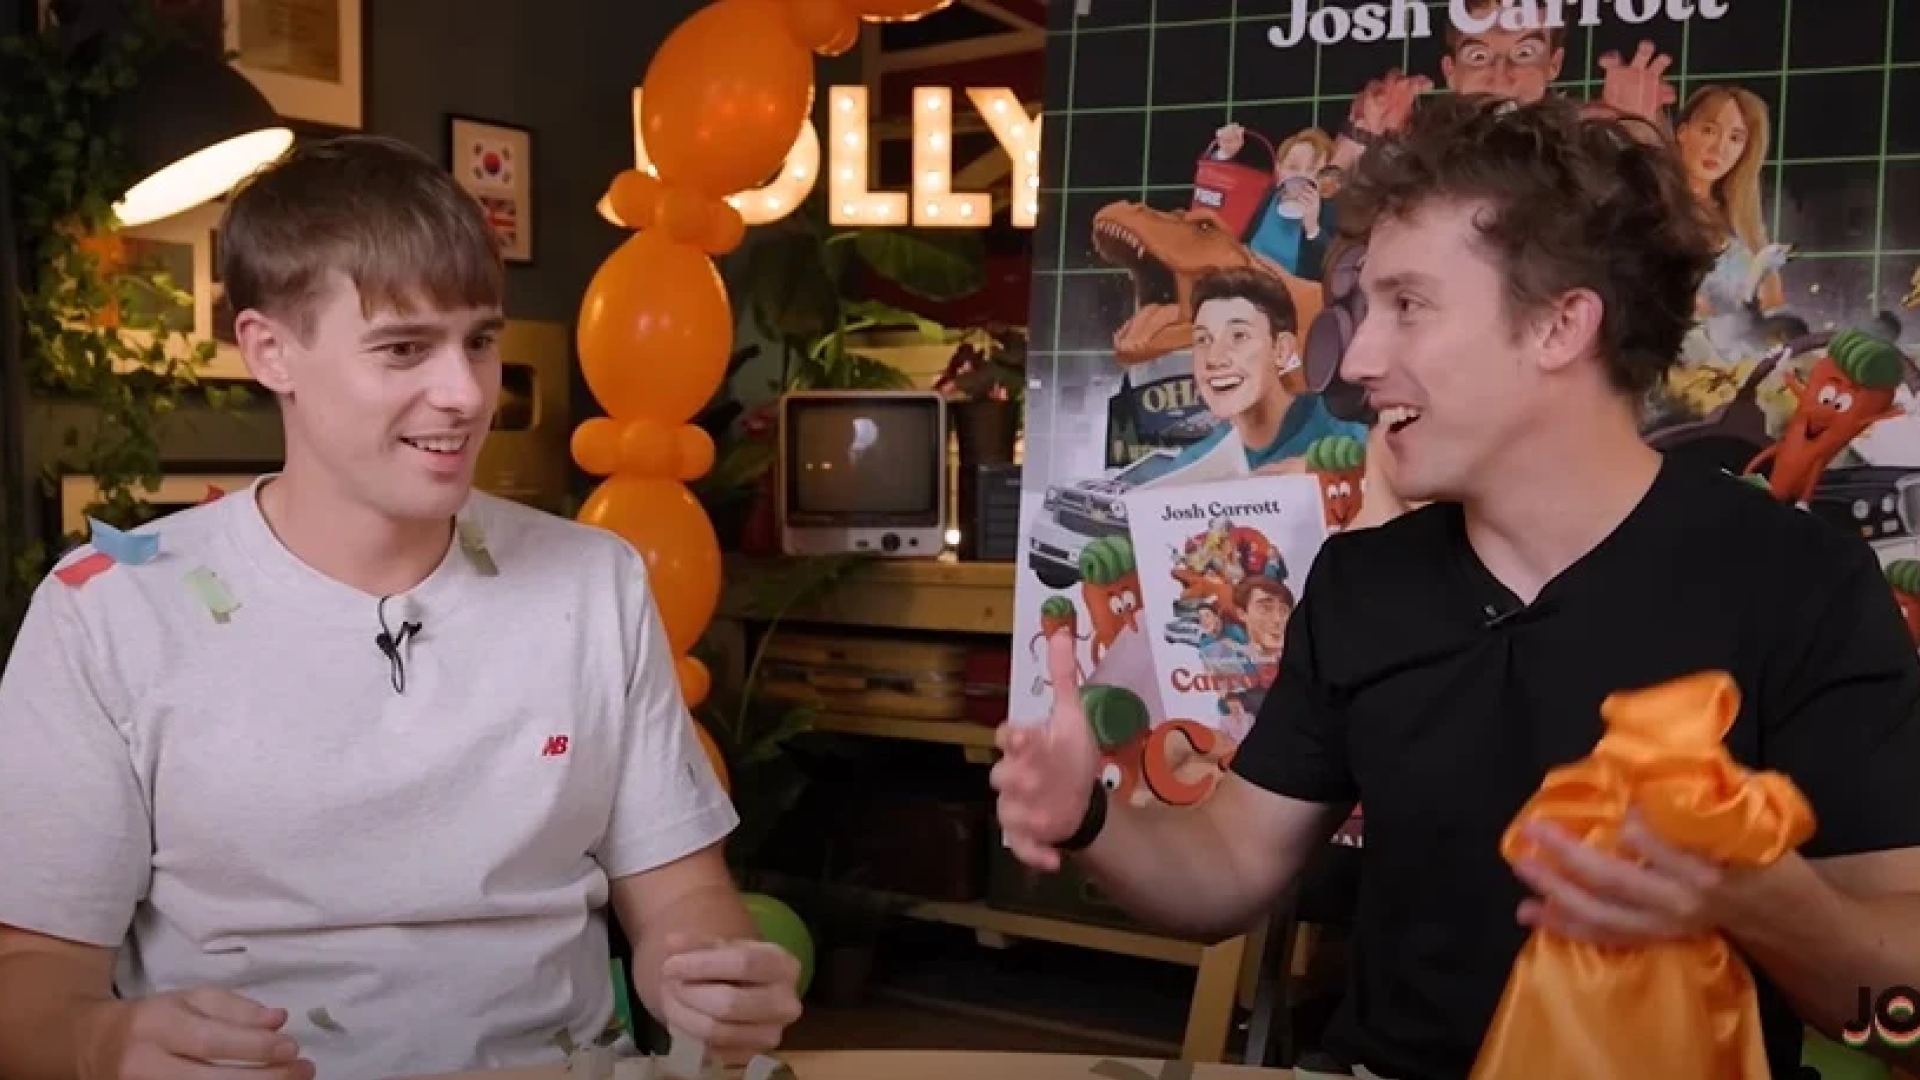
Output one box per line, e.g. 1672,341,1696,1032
641,0,816,199
577,475,722,656
576,228,732,425
579,0,964,737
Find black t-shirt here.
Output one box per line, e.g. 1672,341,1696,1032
1232,454,1920,1080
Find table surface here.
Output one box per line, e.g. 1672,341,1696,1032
407,1049,1290,1079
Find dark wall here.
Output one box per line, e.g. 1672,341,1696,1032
16,0,861,540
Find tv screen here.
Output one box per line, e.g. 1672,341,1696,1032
785,395,941,525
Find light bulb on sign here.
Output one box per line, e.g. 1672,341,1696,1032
624,87,818,226
914,87,990,228
829,86,907,225
966,88,1044,228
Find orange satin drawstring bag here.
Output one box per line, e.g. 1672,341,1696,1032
1469,671,1815,1080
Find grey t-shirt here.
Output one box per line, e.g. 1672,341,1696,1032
0,478,737,1078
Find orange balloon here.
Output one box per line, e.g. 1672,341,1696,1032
787,0,857,52
571,417,624,475
676,425,718,481
692,716,728,791
847,0,954,19
642,0,815,198
700,201,747,256
607,169,662,228
678,654,714,710
576,229,732,424
576,475,721,655
619,418,679,477
656,185,714,247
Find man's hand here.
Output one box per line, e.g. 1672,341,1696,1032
1213,122,1247,158
1348,69,1431,138
77,989,311,1080
657,935,803,1066
991,629,1102,871
1511,807,1737,945
1596,41,1677,122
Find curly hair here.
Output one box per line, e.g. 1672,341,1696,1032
1334,94,1719,395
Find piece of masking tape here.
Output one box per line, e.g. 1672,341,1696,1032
662,1031,705,1079
456,520,499,577
54,550,116,587
86,517,158,566
182,567,240,624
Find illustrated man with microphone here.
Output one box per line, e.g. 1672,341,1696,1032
0,137,800,1080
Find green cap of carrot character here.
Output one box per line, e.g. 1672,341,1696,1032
1304,433,1365,473
1829,328,1906,391
1078,535,1136,585
1079,682,1150,749
1886,559,1920,599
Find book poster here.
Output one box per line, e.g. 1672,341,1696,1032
1010,0,1920,824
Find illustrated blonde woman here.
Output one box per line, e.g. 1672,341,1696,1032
1675,85,1789,353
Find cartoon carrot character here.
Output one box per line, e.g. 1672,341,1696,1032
1744,329,1907,505
1028,595,1090,685
1886,559,1920,646
1304,433,1366,530
1083,682,1152,807
1078,535,1141,667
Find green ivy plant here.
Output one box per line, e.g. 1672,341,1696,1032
1,7,249,590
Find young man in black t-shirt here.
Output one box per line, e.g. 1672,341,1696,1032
992,94,1920,1080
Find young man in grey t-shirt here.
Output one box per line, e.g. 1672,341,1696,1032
0,136,801,1080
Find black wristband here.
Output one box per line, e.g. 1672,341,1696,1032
1058,782,1108,853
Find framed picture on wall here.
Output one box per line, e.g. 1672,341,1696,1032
37,0,364,130
447,114,535,265
99,201,254,383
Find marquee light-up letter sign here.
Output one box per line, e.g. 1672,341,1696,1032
609,85,1041,230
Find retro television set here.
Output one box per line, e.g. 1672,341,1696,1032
778,389,947,558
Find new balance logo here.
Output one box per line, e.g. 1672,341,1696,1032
541,735,570,757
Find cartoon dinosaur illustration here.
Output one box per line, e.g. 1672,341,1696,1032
1743,329,1907,505
1027,595,1091,685
1304,433,1367,530
1078,535,1141,667
1091,201,1324,366
1886,559,1920,647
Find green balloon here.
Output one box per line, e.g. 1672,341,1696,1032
742,892,815,997
1801,1028,1890,1080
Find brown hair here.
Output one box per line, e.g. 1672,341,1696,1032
1275,127,1334,170
1334,94,1718,394
1443,0,1569,54
1190,267,1299,337
1235,573,1295,613
218,135,504,339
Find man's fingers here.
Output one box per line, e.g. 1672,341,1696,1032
179,990,284,1029
1005,831,1061,871
670,981,802,1027
1649,52,1673,77
1044,630,1082,702
1597,50,1620,70
157,1013,302,1067
661,1001,784,1062
665,941,797,986
1631,39,1655,66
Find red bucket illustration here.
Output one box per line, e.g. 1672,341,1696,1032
1191,131,1275,240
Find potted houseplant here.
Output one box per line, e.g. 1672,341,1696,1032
935,322,1027,468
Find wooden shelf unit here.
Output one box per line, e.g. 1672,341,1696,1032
714,556,1252,1065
